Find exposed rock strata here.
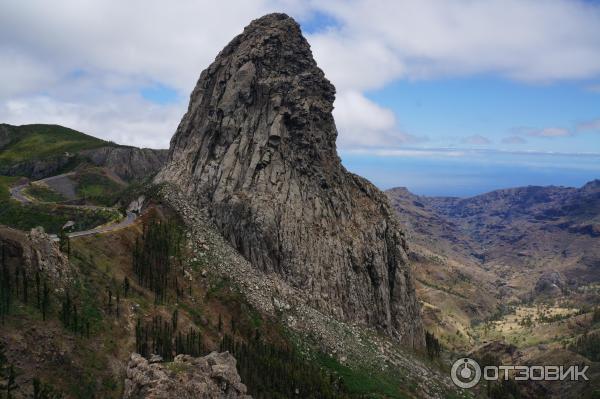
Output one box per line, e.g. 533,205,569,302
80,146,168,182
156,13,422,345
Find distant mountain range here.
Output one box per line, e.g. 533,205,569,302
386,182,600,345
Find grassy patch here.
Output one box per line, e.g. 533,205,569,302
165,361,191,374
0,177,120,233
0,202,119,234
0,124,108,167
316,353,411,399
0,176,18,201
75,169,125,206
23,184,66,202
178,302,207,329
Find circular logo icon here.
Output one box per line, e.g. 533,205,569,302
451,358,481,389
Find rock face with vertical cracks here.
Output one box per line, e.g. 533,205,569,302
156,13,423,346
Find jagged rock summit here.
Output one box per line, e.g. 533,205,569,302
156,13,423,345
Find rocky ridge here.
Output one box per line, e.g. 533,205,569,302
155,13,422,346
123,352,251,399
80,146,168,182
0,226,73,288
1,146,167,182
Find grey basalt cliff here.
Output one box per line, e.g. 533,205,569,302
80,146,168,182
156,13,423,346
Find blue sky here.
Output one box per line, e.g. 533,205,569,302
338,75,600,196
365,77,600,153
2,0,600,196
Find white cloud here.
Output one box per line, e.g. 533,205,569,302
308,33,405,92
578,118,600,132
0,0,305,93
526,127,572,138
333,91,424,148
461,135,491,145
342,147,600,159
501,136,527,145
309,0,600,83
0,50,57,98
343,148,467,158
586,84,600,93
2,0,600,149
0,95,183,149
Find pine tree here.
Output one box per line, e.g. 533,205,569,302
172,308,178,331
116,290,120,318
35,271,41,309
425,331,442,359
123,276,130,297
6,364,17,398
131,217,183,303
42,279,50,321
58,229,70,256
1,244,11,323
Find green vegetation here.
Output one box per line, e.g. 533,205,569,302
416,278,467,299
425,331,442,359
0,176,119,234
23,184,66,202
0,176,18,202
33,377,65,399
223,334,353,399
75,169,125,206
0,343,18,398
1,192,459,399
135,314,205,361
0,124,108,167
316,353,410,399
593,307,600,324
0,202,118,235
132,217,184,303
569,331,600,361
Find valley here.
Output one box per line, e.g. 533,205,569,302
387,185,600,396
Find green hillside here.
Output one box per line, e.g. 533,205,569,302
0,124,111,166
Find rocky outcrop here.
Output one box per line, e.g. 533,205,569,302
0,124,13,149
0,146,167,181
535,271,565,296
81,147,168,182
156,13,422,346
123,352,251,399
0,147,166,181
0,226,73,288
1,154,75,180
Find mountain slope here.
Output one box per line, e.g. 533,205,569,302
388,181,600,298
0,123,167,182
156,13,423,346
387,182,600,355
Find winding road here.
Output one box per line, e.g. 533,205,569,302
9,181,33,204
9,174,140,240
